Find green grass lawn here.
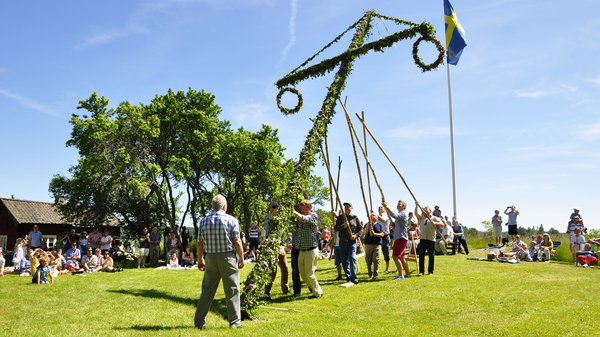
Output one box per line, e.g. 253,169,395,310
1,249,598,337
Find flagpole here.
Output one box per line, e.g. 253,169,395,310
446,61,458,223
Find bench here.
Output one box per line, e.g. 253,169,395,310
551,241,561,258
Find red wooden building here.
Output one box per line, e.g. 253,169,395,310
0,197,120,252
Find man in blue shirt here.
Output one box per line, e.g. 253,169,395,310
65,242,81,262
28,225,43,250
195,194,245,330
148,227,161,267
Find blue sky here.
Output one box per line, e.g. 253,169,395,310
1,0,599,231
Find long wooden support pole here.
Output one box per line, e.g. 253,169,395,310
320,145,352,238
355,113,446,239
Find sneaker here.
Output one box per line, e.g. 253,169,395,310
334,275,343,281
141,265,146,268
309,293,323,299
405,275,412,278
351,279,359,285
383,270,391,274
292,293,301,297
137,265,140,269
393,275,404,280
583,264,590,268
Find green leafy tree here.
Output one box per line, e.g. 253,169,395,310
50,88,224,236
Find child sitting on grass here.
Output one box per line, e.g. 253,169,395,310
168,252,180,269
32,257,53,284
576,243,597,268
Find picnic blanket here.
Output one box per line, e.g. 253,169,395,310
467,257,519,264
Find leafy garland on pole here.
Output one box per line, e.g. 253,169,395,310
240,9,445,317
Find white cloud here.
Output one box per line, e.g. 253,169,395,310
578,121,600,141
390,125,448,140
277,0,299,67
514,90,546,98
0,88,59,117
229,100,271,126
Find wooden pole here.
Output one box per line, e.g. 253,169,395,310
320,145,352,238
340,98,370,222
335,156,342,213
324,135,337,253
355,113,446,239
363,111,373,211
338,100,385,203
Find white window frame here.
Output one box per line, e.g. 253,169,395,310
43,235,57,250
0,235,7,252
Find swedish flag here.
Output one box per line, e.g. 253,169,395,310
444,0,467,65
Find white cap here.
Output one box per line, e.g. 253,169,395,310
574,207,580,211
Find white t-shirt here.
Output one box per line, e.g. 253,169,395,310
100,236,112,250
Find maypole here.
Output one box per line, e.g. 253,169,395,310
240,9,445,317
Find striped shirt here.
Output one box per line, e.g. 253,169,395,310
197,209,240,253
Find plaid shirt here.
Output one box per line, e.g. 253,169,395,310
197,209,240,253
296,212,319,250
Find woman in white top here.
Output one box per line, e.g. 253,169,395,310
100,231,113,253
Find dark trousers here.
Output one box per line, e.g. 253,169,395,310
381,235,391,262
453,237,470,254
418,239,436,274
291,247,302,295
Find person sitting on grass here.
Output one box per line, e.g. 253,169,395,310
100,251,121,272
181,245,194,268
65,242,81,262
49,249,69,276
576,243,597,268
29,248,46,277
64,255,81,272
524,241,537,262
168,252,181,269
1,249,15,276
81,247,101,272
504,235,528,260
571,228,586,266
538,234,553,262
32,257,53,284
166,232,182,259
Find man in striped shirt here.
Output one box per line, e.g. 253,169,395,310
195,194,245,329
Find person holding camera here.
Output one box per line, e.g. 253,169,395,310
504,205,519,241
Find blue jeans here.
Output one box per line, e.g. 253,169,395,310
338,240,357,281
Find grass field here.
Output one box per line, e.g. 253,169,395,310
1,247,598,337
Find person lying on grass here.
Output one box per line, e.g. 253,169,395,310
576,243,597,268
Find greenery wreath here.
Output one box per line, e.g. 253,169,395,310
412,34,446,72
276,87,303,115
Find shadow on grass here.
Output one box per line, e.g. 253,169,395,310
107,288,229,324
113,324,197,331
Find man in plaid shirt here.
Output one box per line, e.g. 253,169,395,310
292,198,323,299
195,194,245,329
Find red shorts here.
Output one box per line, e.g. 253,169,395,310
392,238,408,258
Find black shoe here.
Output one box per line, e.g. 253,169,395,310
334,275,343,281
309,293,323,299
351,279,359,285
